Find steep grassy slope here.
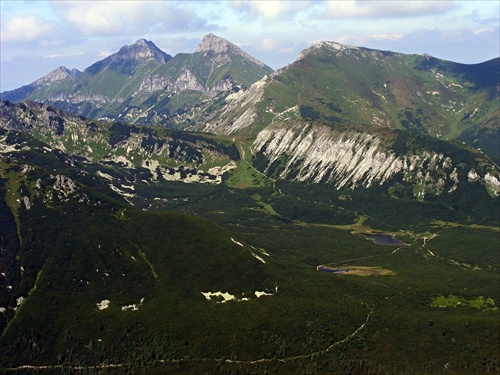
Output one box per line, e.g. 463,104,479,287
254,43,499,157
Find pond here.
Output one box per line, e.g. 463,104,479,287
318,266,349,273
359,233,405,246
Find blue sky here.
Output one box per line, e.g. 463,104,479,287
1,0,499,92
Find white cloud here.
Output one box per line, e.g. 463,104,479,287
336,27,499,63
326,0,455,18
368,34,404,41
254,38,303,55
255,38,281,51
336,33,403,46
0,14,54,42
56,2,161,35
44,52,84,59
98,51,112,58
53,1,213,36
231,0,310,21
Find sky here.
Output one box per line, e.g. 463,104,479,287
1,0,499,92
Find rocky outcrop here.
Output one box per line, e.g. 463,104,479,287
86,39,171,74
34,66,81,85
173,69,205,93
137,70,238,98
0,100,82,133
252,120,498,197
0,100,240,185
138,75,172,93
47,93,121,104
199,76,268,134
197,33,267,68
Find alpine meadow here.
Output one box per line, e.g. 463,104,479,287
0,32,499,374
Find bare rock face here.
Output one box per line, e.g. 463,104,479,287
47,93,118,104
114,39,172,64
0,100,82,133
252,120,499,197
34,67,81,86
197,33,233,54
138,75,172,93
174,69,205,93
197,33,266,67
199,76,268,134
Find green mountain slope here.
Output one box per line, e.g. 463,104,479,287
0,136,273,368
263,43,499,157
192,41,498,159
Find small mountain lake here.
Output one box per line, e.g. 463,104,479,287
359,233,405,246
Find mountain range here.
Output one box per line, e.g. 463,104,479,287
1,34,273,127
1,34,499,158
0,33,499,374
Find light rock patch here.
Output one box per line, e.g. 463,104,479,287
97,299,110,310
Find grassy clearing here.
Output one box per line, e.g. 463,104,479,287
320,265,394,276
432,294,497,311
224,140,278,189
432,220,500,232
136,247,158,280
250,193,279,215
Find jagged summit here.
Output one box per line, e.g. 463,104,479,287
35,66,81,84
196,33,233,53
197,33,266,67
114,38,172,64
297,41,360,60
85,39,172,75
134,38,149,46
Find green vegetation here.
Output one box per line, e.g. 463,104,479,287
257,46,499,157
0,131,497,374
0,40,499,372
432,295,497,311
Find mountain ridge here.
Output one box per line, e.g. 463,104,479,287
85,38,172,75
0,34,273,126
196,41,499,157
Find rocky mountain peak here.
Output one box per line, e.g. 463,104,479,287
197,33,266,67
134,38,149,46
115,39,172,64
197,33,233,53
34,66,81,85
84,39,172,75
298,41,359,60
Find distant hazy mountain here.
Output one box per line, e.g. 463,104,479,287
0,34,273,126
0,66,82,103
